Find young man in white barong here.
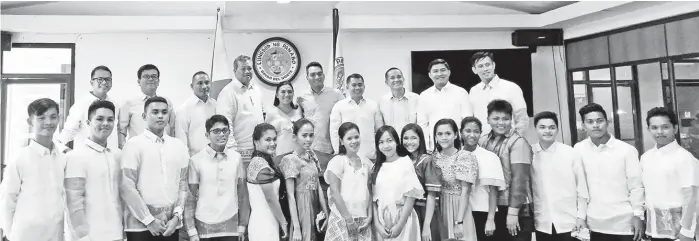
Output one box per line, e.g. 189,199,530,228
0,98,68,241
184,114,250,241
120,96,189,241
640,107,698,241
65,100,123,241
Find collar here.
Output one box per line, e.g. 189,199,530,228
482,75,501,90
533,141,557,153
434,82,452,92
232,77,254,91
143,129,165,143
85,138,110,153
88,91,110,101
347,97,365,105
390,88,408,100
204,144,227,159
27,139,58,157
655,140,680,155
190,94,209,104
586,133,617,149
489,127,516,139
142,93,158,101
311,86,326,95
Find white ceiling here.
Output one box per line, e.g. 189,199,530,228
0,1,575,16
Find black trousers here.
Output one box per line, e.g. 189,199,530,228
201,237,239,241
534,225,573,241
126,230,181,241
494,205,534,241
590,231,634,241
472,211,495,241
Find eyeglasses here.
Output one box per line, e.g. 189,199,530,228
210,128,230,135
141,74,159,80
92,77,112,83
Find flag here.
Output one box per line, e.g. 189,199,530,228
210,7,233,100
331,8,345,95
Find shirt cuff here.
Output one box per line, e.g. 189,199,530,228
508,207,520,215
141,215,155,226
633,209,644,217
681,228,695,238
187,229,198,236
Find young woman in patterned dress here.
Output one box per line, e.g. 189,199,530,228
280,119,330,241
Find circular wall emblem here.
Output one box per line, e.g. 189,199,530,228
252,37,301,86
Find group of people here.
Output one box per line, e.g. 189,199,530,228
0,50,697,241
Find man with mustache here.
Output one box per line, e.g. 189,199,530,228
58,65,121,151
176,71,217,157
417,58,472,151
573,103,644,241
329,73,384,160
530,111,589,241
120,97,189,241
379,67,419,131
469,52,529,136
297,62,344,156
640,107,697,241
0,98,67,241
118,64,176,148
216,55,265,163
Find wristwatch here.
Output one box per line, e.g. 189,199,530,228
454,221,463,225
173,207,183,221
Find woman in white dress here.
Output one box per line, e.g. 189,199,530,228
266,81,303,155
370,126,425,241
246,123,289,241
324,122,374,241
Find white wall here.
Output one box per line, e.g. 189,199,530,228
12,30,567,144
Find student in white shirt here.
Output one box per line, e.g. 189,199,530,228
120,96,189,241
379,67,419,131
531,111,589,241
0,98,67,241
460,116,505,241
417,59,473,151
216,55,265,161
58,65,120,151
640,107,698,241
185,115,250,241
65,100,123,241
469,52,529,135
176,71,217,156
329,73,384,160
573,103,644,241
118,64,177,148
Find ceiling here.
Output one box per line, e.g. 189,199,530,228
0,1,576,16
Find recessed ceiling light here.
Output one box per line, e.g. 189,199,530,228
277,0,291,4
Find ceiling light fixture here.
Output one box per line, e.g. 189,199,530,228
277,0,291,4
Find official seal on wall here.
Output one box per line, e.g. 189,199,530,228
252,37,301,86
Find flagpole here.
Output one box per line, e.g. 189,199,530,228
210,7,220,77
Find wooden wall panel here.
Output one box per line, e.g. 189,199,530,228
566,36,610,69
666,16,699,56
609,25,667,64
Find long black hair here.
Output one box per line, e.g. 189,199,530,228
401,123,427,161
337,122,360,155
433,118,461,153
273,80,298,109
369,125,409,194
251,123,283,180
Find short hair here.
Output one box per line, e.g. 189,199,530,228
427,58,451,72
293,118,315,135
192,71,209,81
534,111,559,127
646,107,678,126
87,100,116,120
233,55,252,72
205,114,229,132
470,51,495,67
384,67,402,80
143,96,168,112
273,81,298,109
578,103,607,120
487,99,513,117
460,116,483,132
91,65,112,79
346,73,364,85
27,98,59,117
137,64,160,79
306,62,323,74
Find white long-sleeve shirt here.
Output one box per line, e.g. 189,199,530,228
417,82,472,151
378,91,419,131
215,79,264,151
0,140,66,241
65,138,123,241
641,141,699,239
176,95,217,156
574,135,644,235
58,92,120,150
329,97,383,159
118,94,176,140
532,141,589,234
469,75,529,135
